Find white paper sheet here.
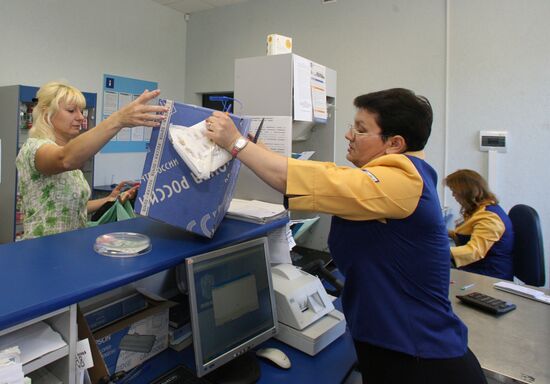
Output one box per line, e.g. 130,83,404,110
103,91,118,116
293,55,313,122
75,339,94,375
246,116,292,156
116,127,132,141
118,92,133,108
311,62,328,122
0,322,67,365
0,345,24,383
131,126,145,141
267,224,293,264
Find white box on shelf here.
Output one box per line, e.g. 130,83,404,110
267,34,292,55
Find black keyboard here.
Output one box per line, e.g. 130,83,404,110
456,292,516,315
151,365,214,384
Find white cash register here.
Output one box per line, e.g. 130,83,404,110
271,264,346,356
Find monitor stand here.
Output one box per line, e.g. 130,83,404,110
204,351,261,384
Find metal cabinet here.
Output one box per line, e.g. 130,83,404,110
234,54,337,251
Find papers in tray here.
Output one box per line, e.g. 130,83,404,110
0,322,67,365
226,199,288,224
0,346,24,384
493,281,550,304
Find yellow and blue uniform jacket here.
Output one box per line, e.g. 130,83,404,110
286,152,468,359
450,204,514,280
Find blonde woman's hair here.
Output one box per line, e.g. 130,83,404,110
29,81,86,140
444,169,498,218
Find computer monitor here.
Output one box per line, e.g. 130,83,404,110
185,237,278,378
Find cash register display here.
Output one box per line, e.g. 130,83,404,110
185,237,277,377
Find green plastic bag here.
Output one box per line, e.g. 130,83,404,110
88,200,136,227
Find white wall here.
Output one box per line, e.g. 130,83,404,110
0,0,188,184
184,0,550,286
447,0,550,286
447,0,550,205
184,0,447,181
0,0,187,99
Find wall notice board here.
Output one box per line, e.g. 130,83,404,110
100,74,158,153
94,74,158,187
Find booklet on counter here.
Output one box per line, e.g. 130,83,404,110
226,198,288,224
493,281,550,304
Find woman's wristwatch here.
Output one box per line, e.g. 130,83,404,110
231,136,249,157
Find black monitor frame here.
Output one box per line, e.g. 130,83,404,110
185,237,278,377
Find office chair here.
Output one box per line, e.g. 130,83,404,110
508,204,546,287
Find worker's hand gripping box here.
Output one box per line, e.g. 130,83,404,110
135,100,250,238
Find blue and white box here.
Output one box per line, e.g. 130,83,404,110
135,100,250,238
93,300,173,375
84,292,148,331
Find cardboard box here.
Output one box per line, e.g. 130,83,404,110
82,292,148,332
267,34,292,55
135,100,251,238
78,299,175,382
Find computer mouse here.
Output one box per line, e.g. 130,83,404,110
256,347,291,369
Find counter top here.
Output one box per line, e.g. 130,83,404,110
0,216,288,331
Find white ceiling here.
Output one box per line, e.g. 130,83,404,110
152,0,251,14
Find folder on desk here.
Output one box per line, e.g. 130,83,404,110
226,198,288,224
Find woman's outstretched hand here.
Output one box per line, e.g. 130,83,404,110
110,89,168,129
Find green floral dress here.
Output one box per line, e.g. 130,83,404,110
16,138,90,239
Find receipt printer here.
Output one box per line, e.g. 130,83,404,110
271,264,346,355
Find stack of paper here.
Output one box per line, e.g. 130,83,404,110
0,322,67,365
0,346,25,384
493,281,550,304
226,199,288,224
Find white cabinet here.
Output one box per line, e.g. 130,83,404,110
0,305,77,384
234,54,337,251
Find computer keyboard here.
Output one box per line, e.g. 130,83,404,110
456,292,516,315
151,365,214,384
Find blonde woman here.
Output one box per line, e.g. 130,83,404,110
445,169,514,280
16,81,167,239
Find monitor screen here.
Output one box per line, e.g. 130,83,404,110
185,237,278,377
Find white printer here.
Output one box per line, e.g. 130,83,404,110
271,264,346,356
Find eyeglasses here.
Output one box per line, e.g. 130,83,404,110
347,124,386,141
